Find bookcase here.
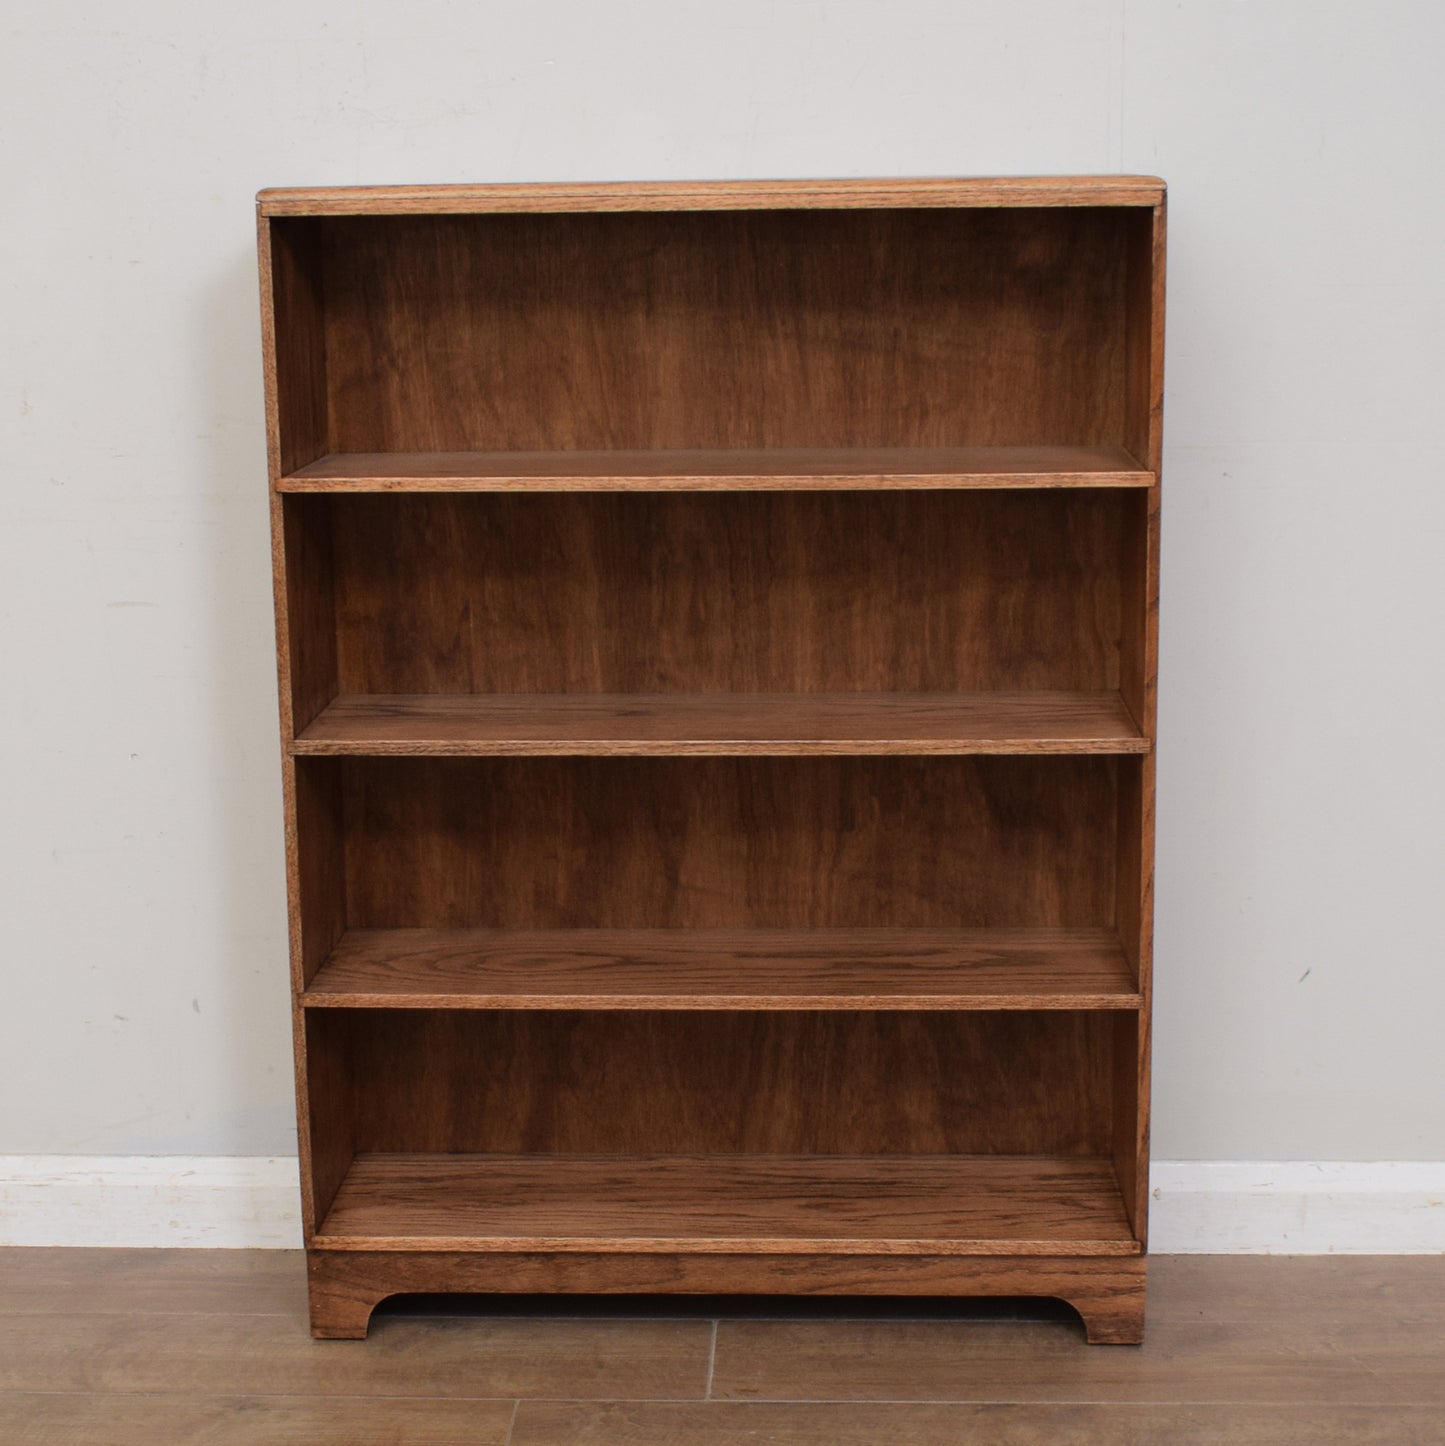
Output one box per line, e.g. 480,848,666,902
257,176,1164,1344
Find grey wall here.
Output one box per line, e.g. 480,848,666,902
3,0,1442,1160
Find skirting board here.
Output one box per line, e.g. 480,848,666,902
2,1157,1443,1253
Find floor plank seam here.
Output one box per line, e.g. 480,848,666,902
680,1396,1445,1407
705,1319,718,1400
503,1398,520,1445
0,1389,532,1404
5,1391,1443,1408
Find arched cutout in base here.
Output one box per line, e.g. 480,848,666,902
305,1249,1147,1344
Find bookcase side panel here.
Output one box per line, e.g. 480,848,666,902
1114,199,1163,1245
264,218,330,477
303,1010,357,1233
280,497,339,735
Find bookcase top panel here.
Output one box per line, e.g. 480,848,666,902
257,175,1166,217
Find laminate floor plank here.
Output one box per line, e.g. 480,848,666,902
2,1251,1444,1439
0,1311,710,1401
0,1392,515,1446
710,1313,1445,1406
1147,1253,1445,1321
0,1247,304,1317
511,1401,1445,1446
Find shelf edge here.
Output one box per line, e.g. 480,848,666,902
310,1234,1143,1256
300,991,1144,1011
288,737,1153,758
259,176,1167,217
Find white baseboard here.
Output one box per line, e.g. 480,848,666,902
0,1156,301,1249
3,1156,1443,1252
1147,1161,1445,1254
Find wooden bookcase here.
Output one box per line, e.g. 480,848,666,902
257,176,1165,1344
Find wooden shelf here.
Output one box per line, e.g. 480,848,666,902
277,445,1153,493
301,927,1141,1011
313,1153,1140,1256
292,691,1150,757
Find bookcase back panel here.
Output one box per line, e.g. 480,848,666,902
298,208,1132,454
332,755,1119,930
323,491,1125,695
329,1008,1114,1157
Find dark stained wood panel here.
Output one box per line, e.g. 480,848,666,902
334,755,1119,930
337,1009,1114,1157
315,1155,1139,1256
301,926,1141,1010
289,749,343,988
277,498,338,737
316,209,1131,454
258,178,1166,1339
280,444,1153,492
259,220,327,479
305,1250,1146,1342
326,491,1127,696
293,691,1149,757
259,175,1167,216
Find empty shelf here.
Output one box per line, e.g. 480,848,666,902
301,927,1141,1011
292,691,1151,757
314,1153,1140,1256
278,444,1154,492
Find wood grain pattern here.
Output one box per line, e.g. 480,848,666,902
14,1249,1445,1428
0,1394,515,1446
330,1009,1114,1157
1111,196,1165,1250
0,1248,303,1317
1145,1254,1445,1321
258,176,1166,216
314,1155,1138,1257
314,209,1131,454
16,1253,1445,1414
332,755,1119,929
260,219,328,479
263,221,340,1248
14,1254,1445,1429
709,1302,1445,1404
279,499,338,736
279,444,1153,492
306,1251,1146,1344
323,491,1128,697
301,1011,353,1236
293,691,1149,757
287,750,345,1233
258,178,1165,1337
300,927,1140,1011
0,1305,710,1399
510,1401,1443,1446
291,753,343,986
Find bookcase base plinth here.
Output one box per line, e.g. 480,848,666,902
305,1249,1147,1345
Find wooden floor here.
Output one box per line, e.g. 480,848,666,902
1,1251,1442,1443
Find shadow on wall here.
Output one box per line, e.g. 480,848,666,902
190,239,296,1158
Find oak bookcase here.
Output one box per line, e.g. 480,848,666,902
257,176,1165,1343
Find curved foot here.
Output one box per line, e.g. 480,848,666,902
308,1269,385,1340
1068,1283,1146,1344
